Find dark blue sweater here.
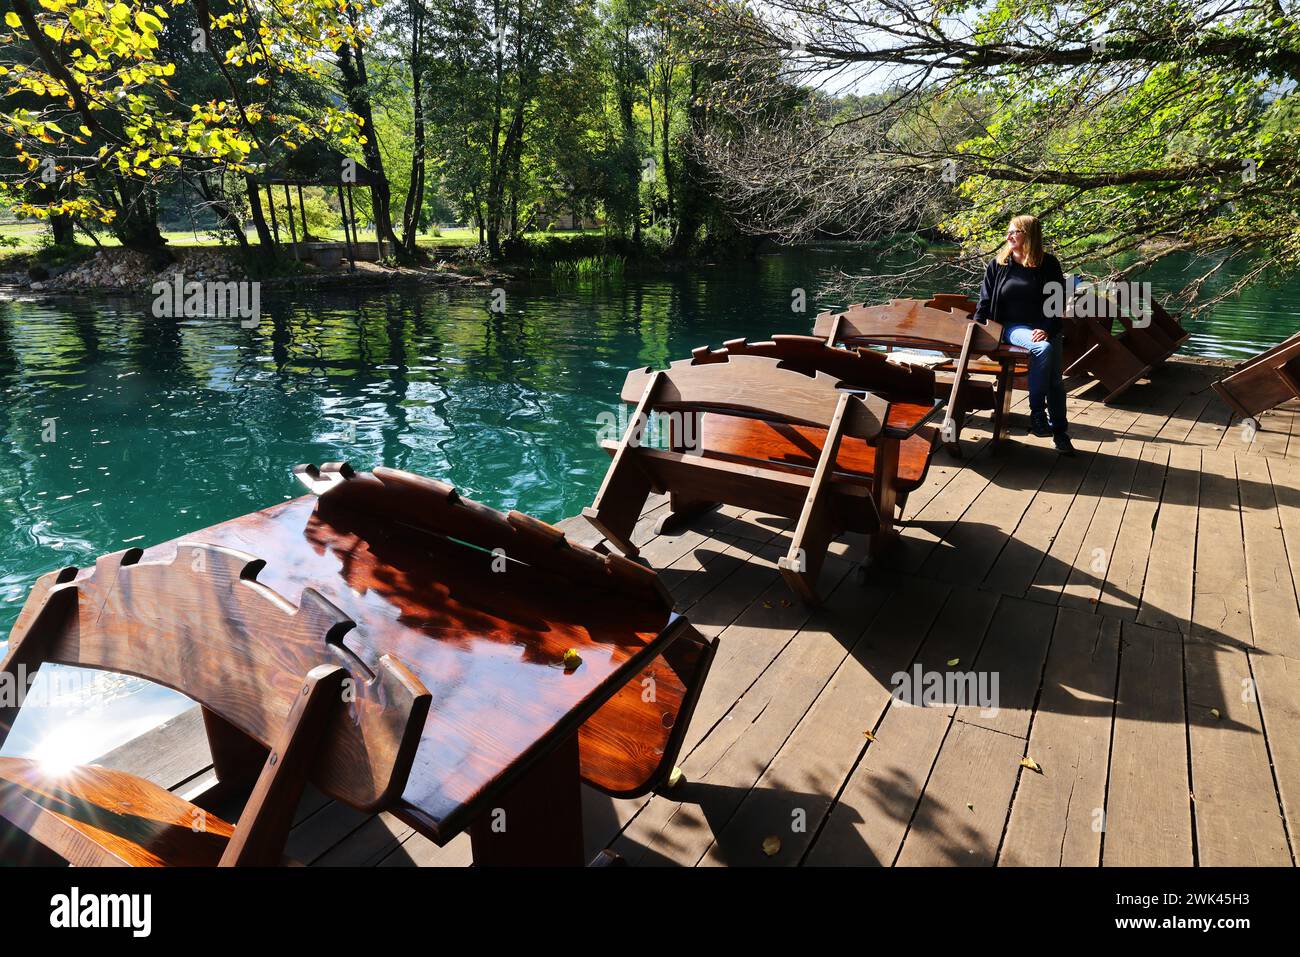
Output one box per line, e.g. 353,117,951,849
972,253,1066,336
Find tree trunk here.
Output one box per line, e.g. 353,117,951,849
43,180,75,246
50,214,75,247
245,175,275,248
194,174,250,255
661,68,674,223
669,64,704,257
110,176,171,265
338,28,409,262
400,0,427,257
615,23,641,249
487,104,525,260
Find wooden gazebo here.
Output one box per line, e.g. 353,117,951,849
255,142,383,269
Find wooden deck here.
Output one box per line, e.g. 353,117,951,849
93,357,1300,866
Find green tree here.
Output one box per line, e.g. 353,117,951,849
690,0,1300,306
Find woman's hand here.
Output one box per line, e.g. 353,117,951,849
1030,329,1048,343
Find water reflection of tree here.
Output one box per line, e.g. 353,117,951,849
129,307,183,376
0,304,23,547
380,294,412,471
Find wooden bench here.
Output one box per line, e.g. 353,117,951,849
583,353,905,603
814,298,1024,454
1212,330,1300,419
1,465,717,866
1056,283,1189,403
1062,312,1152,403
1059,284,1154,403
687,336,942,520
0,543,432,866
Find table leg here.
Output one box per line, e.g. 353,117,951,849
470,732,585,866
992,362,1016,449
870,436,900,557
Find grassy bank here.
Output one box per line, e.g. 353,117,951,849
0,222,627,274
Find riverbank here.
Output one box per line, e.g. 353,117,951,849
0,226,770,299
0,246,504,299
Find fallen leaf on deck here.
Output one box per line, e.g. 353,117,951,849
863,730,876,742
1209,708,1221,719
1019,757,1043,774
562,648,582,671
667,766,684,788
762,836,781,856
966,803,975,812
947,658,960,667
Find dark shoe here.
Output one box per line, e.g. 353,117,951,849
1054,435,1078,457
1029,413,1053,438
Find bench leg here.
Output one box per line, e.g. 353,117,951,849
584,374,662,557
779,511,834,605
1067,319,1151,402
865,435,901,560
941,410,965,458
582,457,653,558
778,391,853,605
198,706,268,809
470,733,585,866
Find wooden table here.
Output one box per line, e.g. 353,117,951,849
131,490,691,865
878,396,945,439
844,336,1025,448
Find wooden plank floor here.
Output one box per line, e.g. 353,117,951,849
94,358,1300,866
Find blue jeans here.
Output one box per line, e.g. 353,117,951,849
1005,325,1069,437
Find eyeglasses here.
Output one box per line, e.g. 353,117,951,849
1006,229,1025,237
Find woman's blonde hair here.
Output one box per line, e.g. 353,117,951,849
997,214,1045,268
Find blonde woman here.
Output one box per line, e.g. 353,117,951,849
972,215,1076,456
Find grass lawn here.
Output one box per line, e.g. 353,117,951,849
0,221,605,255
